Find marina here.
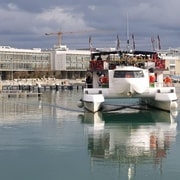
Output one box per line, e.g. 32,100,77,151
0,35,179,180
0,0,179,179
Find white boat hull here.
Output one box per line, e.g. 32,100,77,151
82,86,178,112
141,88,178,111
83,93,104,112
84,101,103,113
142,99,178,112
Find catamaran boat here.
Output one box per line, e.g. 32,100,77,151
78,50,178,112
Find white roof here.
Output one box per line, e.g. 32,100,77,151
0,46,42,53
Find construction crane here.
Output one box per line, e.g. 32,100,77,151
45,30,98,47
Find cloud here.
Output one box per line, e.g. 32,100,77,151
35,7,92,33
0,0,179,49
7,3,19,10
0,5,33,34
88,5,96,11
0,4,93,48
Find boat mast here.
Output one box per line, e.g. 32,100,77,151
126,13,130,51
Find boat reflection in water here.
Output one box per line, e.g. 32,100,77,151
79,109,178,179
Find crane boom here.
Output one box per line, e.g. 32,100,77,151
45,32,64,47
45,30,99,47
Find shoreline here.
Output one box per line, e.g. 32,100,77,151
0,78,85,86
0,78,85,92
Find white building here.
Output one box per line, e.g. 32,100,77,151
45,45,90,79
0,46,50,80
0,45,91,80
157,48,180,75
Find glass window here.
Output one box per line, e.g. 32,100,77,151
114,70,144,78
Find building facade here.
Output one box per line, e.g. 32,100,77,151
46,46,90,79
0,45,90,80
0,46,51,80
157,48,180,75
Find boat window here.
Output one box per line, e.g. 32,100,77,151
114,70,144,78
134,70,144,78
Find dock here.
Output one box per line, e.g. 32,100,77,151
0,78,85,98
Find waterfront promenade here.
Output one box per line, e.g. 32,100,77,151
0,78,85,92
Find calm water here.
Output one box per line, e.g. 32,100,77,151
0,88,180,180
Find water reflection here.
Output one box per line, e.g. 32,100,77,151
79,109,178,179
0,97,43,125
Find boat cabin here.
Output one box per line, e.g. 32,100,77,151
86,50,167,89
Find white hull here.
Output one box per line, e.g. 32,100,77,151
140,89,178,111
84,101,102,112
143,99,178,112
83,93,104,112
82,86,178,112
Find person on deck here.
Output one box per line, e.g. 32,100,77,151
96,55,103,70
97,55,102,61
86,73,93,88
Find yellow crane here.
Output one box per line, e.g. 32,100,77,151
45,30,98,47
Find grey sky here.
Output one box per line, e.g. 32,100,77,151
0,0,179,50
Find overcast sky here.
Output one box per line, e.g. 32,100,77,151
0,0,179,50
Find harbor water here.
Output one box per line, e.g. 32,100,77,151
0,87,180,180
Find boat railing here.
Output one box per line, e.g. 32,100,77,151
89,59,147,71
89,55,166,71
89,59,128,71
154,82,163,87
89,60,107,70
150,81,175,88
